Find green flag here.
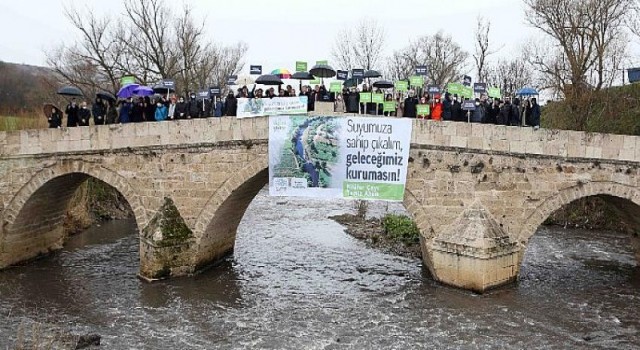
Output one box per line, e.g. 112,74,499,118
296,61,307,72
371,93,384,104
395,81,409,92
383,101,396,113
359,92,372,103
330,81,342,93
409,76,424,87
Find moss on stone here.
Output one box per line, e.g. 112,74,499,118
143,197,193,248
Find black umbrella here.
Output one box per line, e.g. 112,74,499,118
96,91,116,102
373,80,394,89
309,64,336,79
153,85,176,94
256,74,283,85
291,71,314,80
57,86,83,97
364,70,382,79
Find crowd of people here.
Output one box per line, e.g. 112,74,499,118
47,84,541,129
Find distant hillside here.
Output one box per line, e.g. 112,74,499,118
542,84,640,135
0,61,62,116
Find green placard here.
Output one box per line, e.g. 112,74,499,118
409,76,424,87
395,80,408,91
121,75,135,86
343,182,405,201
330,81,342,93
371,93,384,104
462,86,473,99
383,101,396,112
296,61,307,72
417,104,431,116
316,60,328,66
488,87,502,98
447,83,463,96
310,76,321,85
359,92,372,103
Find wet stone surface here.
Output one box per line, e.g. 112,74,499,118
0,188,639,349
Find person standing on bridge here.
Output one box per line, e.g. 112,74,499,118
188,93,199,119
529,98,541,129
154,100,168,121
65,98,79,127
92,97,106,125
77,101,91,126
224,91,237,116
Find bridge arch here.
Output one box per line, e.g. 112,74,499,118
192,157,268,269
0,160,147,268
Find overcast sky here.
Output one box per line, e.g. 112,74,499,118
1,0,637,78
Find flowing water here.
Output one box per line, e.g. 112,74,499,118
1,189,639,349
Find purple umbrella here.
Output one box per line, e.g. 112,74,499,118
133,86,154,97
117,84,140,99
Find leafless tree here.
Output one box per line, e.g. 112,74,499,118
47,1,247,98
386,31,469,87
524,0,631,95
331,19,386,71
485,56,535,97
473,16,501,83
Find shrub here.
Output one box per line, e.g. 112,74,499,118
382,214,420,243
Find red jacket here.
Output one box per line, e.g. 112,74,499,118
431,102,443,120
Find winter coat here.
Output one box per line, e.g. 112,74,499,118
471,104,485,123
119,102,132,123
346,93,359,113
451,101,463,121
213,101,224,117
485,105,499,124
144,103,156,122
334,98,346,113
175,102,188,119
48,109,62,128
530,103,541,127
65,104,79,127
403,97,418,118
442,99,452,121
224,96,237,116
431,102,443,121
188,99,200,118
154,105,168,121
78,107,91,126
167,103,177,120
498,103,514,125
92,102,107,125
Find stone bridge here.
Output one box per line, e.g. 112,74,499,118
1,116,639,292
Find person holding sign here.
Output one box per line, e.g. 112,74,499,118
403,90,418,118
431,95,443,121
417,97,429,119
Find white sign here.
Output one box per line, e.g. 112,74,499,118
237,97,308,118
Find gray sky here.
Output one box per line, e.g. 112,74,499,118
0,0,536,74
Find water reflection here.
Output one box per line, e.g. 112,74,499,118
0,190,638,349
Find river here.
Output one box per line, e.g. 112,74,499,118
0,188,639,349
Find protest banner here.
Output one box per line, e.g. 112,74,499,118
488,87,502,98
296,61,307,72
227,75,238,85
121,75,135,86
250,65,262,75
359,92,372,103
316,60,328,66
383,101,396,113
409,76,424,87
395,80,408,91
160,79,175,89
462,100,476,111
417,104,430,116
269,115,412,201
474,83,487,94
371,93,384,104
427,85,440,95
447,82,463,96
352,69,365,79
415,65,428,76
330,82,343,93
237,96,308,118
463,75,472,86
462,86,474,98
336,70,348,80
209,86,221,96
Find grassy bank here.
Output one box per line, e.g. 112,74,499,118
0,114,47,132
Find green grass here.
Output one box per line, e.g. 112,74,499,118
542,84,640,135
0,114,48,132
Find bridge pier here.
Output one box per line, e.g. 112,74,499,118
423,201,520,293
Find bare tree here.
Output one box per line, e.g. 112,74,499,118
524,0,631,95
331,19,386,71
47,1,247,98
387,31,469,87
473,16,500,83
486,56,535,97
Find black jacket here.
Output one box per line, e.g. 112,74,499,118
452,101,463,121
403,97,418,118
92,102,106,124
346,93,359,113
175,102,189,119
78,107,91,126
225,96,237,116
131,103,145,123
65,104,79,127
188,99,200,118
